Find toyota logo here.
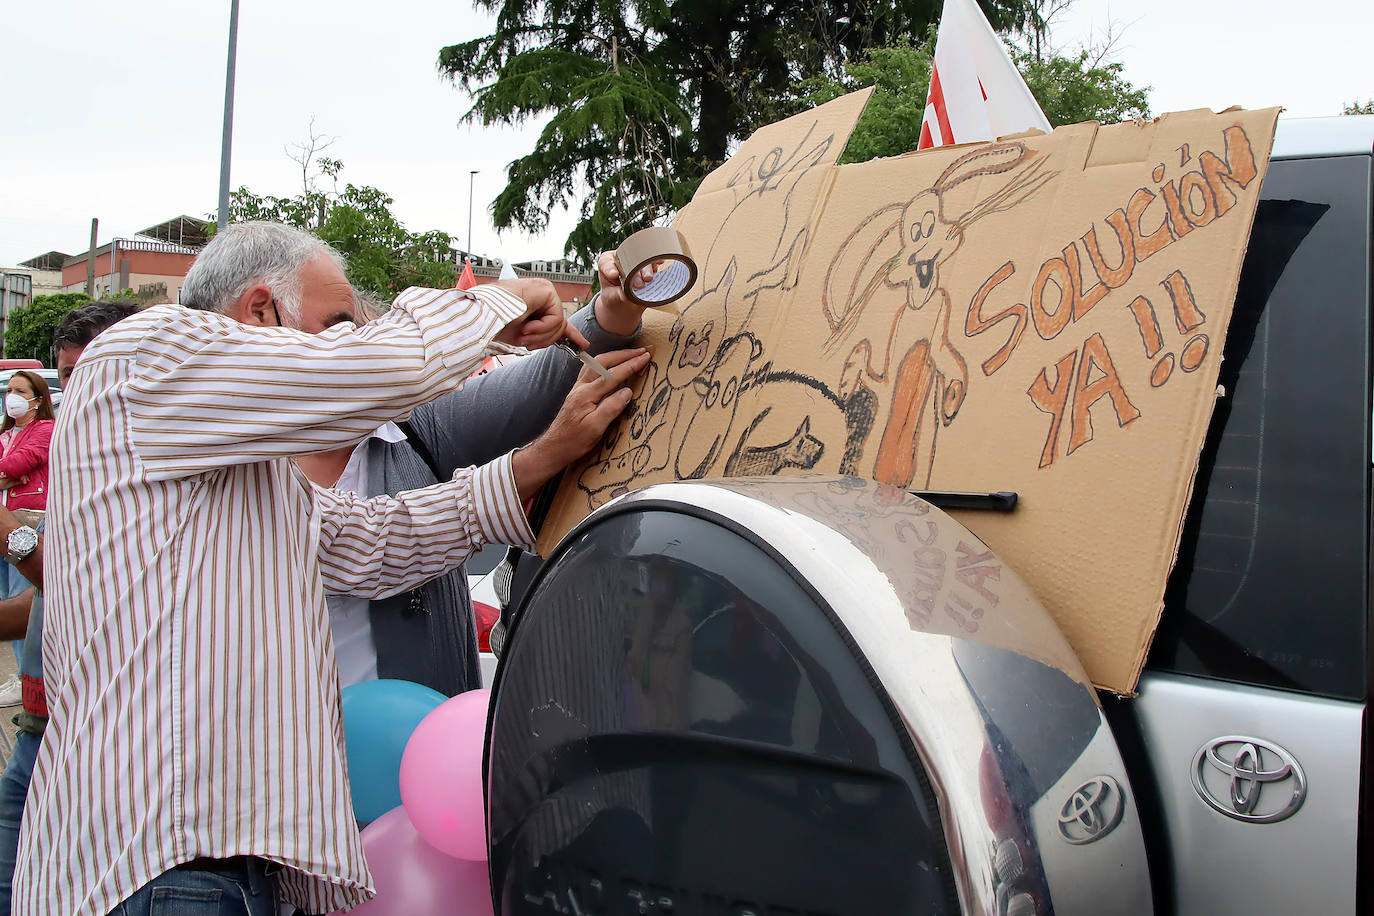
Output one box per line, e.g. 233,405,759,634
1191,736,1306,824
1057,775,1125,845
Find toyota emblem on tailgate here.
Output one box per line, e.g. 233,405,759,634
1057,776,1125,844
1192,736,1306,823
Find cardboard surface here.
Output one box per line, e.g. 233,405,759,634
539,89,1279,694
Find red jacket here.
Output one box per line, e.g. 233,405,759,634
0,419,53,512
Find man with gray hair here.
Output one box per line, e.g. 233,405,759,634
13,221,650,914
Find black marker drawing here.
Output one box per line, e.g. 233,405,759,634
576,114,844,508
723,413,824,478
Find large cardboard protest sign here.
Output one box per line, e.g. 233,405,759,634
539,88,1279,694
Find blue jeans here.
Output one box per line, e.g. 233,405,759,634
0,728,39,914
108,858,279,916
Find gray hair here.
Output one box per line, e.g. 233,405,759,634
352,287,389,323
180,221,345,324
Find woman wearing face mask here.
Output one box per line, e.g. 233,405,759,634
0,371,55,706
0,371,55,514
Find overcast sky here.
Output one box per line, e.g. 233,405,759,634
1,0,1369,268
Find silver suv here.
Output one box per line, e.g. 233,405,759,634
487,116,1373,916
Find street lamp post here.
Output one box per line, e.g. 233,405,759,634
468,170,478,257
217,0,241,230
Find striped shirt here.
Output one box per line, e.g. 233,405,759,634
14,285,536,914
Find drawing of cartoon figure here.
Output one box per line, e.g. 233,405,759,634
676,332,767,480
576,117,844,508
722,413,824,477
821,142,1058,487
706,119,836,339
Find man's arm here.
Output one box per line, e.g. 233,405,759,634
0,505,42,591
409,252,648,472
508,349,650,502
0,589,33,641
120,284,581,481
411,300,640,471
313,454,532,600
314,348,650,598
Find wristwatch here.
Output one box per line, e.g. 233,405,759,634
5,526,38,564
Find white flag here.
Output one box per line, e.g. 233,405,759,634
919,0,1051,149
498,260,518,280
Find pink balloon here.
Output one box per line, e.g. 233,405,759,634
331,806,492,916
399,687,491,860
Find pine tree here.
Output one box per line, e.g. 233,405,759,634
439,0,1034,264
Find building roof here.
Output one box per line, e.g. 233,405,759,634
62,237,201,268
136,215,212,247
18,251,70,271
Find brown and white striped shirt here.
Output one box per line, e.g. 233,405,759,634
14,286,535,914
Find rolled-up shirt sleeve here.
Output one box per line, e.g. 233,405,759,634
123,285,528,479
312,451,535,600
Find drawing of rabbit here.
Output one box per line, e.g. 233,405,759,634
820,141,1058,487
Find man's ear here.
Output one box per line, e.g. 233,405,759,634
233,284,278,327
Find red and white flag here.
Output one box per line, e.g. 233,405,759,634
456,257,477,290
918,0,1051,149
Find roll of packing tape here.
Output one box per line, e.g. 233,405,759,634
615,227,697,308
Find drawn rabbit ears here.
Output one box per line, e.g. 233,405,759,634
927,141,1059,236
931,142,1034,196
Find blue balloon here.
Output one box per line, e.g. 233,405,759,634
341,679,447,824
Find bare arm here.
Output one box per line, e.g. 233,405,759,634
0,505,42,591
0,589,33,641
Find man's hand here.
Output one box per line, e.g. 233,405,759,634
493,278,590,351
594,251,651,336
512,347,653,501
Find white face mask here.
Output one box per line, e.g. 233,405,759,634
5,393,32,420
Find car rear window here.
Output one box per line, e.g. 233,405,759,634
1148,154,1371,700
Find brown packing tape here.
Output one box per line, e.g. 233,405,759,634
615,227,698,308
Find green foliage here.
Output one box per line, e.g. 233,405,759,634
799,38,934,164
440,0,1035,264
1015,48,1150,127
1345,100,1374,115
217,169,462,300
800,37,1150,164
3,292,133,364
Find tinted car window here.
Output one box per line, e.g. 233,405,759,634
1149,155,1371,700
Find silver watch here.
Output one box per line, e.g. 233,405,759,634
6,526,37,563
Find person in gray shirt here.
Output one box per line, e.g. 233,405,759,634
296,252,650,695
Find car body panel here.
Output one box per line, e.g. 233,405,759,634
1128,672,1360,914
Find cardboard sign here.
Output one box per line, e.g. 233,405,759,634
539,88,1279,694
